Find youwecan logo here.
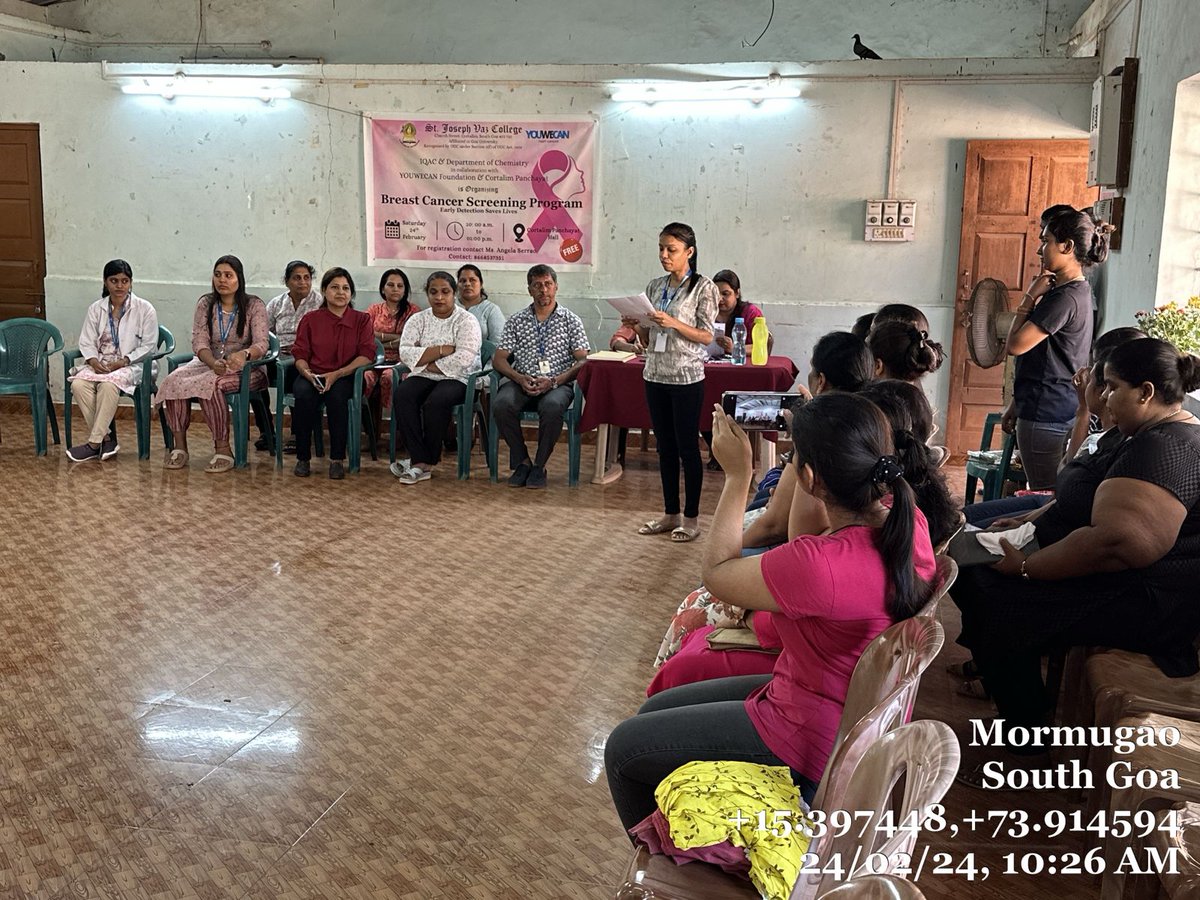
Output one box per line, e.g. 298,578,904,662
526,129,570,140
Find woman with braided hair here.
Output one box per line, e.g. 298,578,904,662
605,392,937,834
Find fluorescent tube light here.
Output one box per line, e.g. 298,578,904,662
121,76,291,102
610,81,800,105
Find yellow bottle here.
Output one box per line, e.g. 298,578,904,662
751,316,769,365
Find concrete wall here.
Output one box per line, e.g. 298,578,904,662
0,0,1093,65
0,59,1095,426
1089,0,1200,320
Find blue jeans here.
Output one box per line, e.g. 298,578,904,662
1015,418,1072,491
964,494,1052,528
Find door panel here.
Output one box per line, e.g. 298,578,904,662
0,125,46,320
975,156,1034,215
945,139,1098,458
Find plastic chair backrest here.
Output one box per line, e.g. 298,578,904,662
479,338,497,373
979,411,1001,452
813,873,927,899
791,721,960,900
812,616,944,811
0,318,63,380
916,556,957,619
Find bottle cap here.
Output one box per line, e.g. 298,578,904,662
735,317,744,324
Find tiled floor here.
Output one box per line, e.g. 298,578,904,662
0,411,1102,898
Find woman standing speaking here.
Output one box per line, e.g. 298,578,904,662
622,223,719,543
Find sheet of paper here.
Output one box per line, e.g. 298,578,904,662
605,293,656,326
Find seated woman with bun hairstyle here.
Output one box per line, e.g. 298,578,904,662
867,319,944,384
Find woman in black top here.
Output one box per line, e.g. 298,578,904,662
1001,208,1112,489
954,339,1200,762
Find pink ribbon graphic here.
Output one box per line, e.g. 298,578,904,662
528,149,584,252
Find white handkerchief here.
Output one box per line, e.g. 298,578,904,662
975,522,1037,556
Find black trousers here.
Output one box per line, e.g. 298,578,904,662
952,564,1195,739
394,376,466,466
492,379,574,469
293,375,355,462
644,379,705,518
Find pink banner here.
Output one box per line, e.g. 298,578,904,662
365,117,596,269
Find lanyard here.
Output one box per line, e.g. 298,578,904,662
658,272,690,312
534,312,553,358
107,302,125,354
216,306,236,344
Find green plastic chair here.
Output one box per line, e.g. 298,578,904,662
159,332,280,468
63,325,175,460
389,338,495,480
486,357,583,487
964,411,1019,503
0,318,64,456
275,338,383,473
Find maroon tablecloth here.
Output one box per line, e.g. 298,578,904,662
577,356,800,432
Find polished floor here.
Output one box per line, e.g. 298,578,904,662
0,409,1103,899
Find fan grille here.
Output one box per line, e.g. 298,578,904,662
966,278,1011,368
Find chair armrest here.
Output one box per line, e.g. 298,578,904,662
63,349,83,380
276,354,296,391
351,359,374,395
238,344,278,397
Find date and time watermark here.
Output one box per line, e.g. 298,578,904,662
728,805,1181,881
723,718,1187,884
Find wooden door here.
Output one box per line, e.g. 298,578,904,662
0,124,47,321
945,139,1097,458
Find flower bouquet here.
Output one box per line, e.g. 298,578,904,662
1135,297,1200,354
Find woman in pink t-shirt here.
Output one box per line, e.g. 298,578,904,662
605,392,937,834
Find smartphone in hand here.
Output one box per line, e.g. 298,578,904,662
311,373,326,391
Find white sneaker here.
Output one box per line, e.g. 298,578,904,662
395,465,431,485
389,458,413,478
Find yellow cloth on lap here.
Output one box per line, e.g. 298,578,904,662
654,760,812,900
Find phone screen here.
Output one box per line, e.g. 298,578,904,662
720,392,793,431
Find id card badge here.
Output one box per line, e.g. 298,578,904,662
538,359,551,375
653,332,668,353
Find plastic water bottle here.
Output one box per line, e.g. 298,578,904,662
731,318,747,365
751,316,769,366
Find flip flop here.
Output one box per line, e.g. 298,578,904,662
638,519,679,535
164,449,189,470
671,526,701,543
204,453,235,474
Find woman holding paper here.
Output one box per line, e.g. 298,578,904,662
621,222,719,543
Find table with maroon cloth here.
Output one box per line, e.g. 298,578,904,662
577,355,800,483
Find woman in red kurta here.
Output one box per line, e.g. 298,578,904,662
290,267,376,480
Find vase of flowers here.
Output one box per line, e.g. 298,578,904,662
1135,297,1200,354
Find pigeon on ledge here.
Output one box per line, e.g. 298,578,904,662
853,34,882,59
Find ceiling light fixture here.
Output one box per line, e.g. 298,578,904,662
120,75,291,102
610,77,800,105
